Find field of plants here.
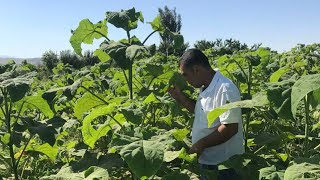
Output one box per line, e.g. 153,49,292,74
1,8,320,180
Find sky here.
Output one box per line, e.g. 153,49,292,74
0,0,319,58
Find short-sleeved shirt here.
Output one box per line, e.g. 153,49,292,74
191,69,244,165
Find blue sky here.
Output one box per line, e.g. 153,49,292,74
1,0,319,58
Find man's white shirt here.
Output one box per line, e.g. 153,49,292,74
191,69,244,165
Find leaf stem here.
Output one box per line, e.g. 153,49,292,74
142,30,157,45
81,86,109,105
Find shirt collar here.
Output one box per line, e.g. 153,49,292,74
199,68,220,96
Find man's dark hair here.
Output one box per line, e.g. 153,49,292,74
179,48,211,69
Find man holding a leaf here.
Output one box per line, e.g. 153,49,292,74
168,49,244,179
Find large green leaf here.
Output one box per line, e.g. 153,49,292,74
168,72,188,90
40,166,109,180
119,140,164,178
267,79,294,120
259,165,284,180
207,93,268,127
291,74,320,119
101,41,129,69
125,45,149,60
0,72,35,102
284,162,320,179
6,80,29,102
70,19,107,56
42,79,82,105
105,8,143,32
147,16,166,33
83,166,109,179
120,105,143,125
26,143,59,161
93,49,110,62
142,64,164,77
74,93,106,120
16,94,54,118
269,67,290,82
81,103,124,148
169,32,184,50
21,116,66,146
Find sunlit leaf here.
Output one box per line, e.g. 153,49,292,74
70,19,107,56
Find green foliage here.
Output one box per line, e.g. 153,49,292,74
70,19,108,56
40,166,109,180
284,156,320,180
207,93,269,127
168,72,188,90
267,79,294,120
106,8,143,32
259,165,284,180
42,50,59,72
119,140,164,178
3,6,320,180
291,74,320,118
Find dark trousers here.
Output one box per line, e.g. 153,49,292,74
200,164,240,180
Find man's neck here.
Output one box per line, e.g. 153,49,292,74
202,69,216,90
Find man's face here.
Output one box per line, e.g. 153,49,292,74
180,64,202,88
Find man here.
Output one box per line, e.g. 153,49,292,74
168,49,244,179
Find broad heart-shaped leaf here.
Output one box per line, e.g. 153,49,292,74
269,67,290,82
259,165,284,180
142,64,164,77
40,166,109,180
83,166,109,179
74,93,107,120
82,103,125,148
70,19,107,56
119,140,164,178
106,8,143,32
93,49,110,62
101,41,130,69
169,32,184,50
6,80,29,102
267,79,295,120
0,72,36,102
207,93,269,127
21,116,66,146
284,163,320,180
168,72,188,90
120,105,143,125
291,74,320,119
111,127,179,178
15,94,54,118
27,143,59,161
42,78,82,105
125,45,149,60
147,16,166,33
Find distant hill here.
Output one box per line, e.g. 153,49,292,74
0,56,42,65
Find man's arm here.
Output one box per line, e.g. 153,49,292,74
189,123,238,156
168,86,196,113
